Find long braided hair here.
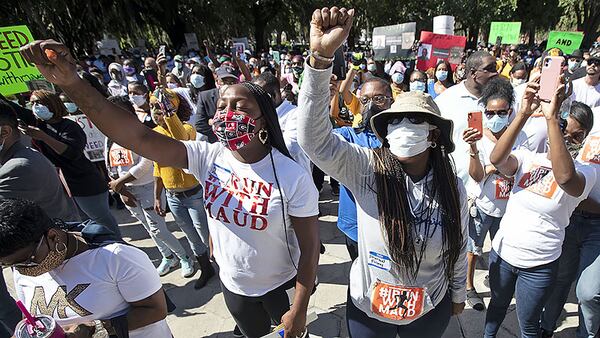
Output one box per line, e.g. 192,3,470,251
372,141,462,281
240,82,293,160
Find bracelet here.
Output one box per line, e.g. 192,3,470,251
309,51,334,63
469,151,479,157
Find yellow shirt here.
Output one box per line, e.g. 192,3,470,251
331,93,361,127
496,60,512,79
153,115,199,190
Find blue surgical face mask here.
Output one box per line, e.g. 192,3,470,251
436,70,448,81
409,81,426,92
32,103,54,121
190,74,205,89
391,72,404,84
64,102,78,114
485,114,509,133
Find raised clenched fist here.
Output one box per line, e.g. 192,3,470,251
309,7,355,59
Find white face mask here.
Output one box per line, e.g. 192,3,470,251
386,119,434,158
129,94,146,107
511,77,526,87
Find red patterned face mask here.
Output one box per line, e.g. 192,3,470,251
212,109,258,151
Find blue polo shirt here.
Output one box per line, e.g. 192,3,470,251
333,127,381,241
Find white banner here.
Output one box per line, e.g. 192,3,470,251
65,114,105,162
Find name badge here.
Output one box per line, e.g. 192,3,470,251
368,251,391,271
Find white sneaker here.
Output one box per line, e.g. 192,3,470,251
156,257,178,276
180,257,196,278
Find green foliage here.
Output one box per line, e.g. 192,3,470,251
0,0,597,54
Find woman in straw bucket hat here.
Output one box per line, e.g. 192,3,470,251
297,7,467,337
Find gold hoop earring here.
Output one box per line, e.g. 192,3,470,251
55,242,67,254
258,130,268,144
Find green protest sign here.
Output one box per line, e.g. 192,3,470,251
547,31,584,55
0,25,44,96
489,22,522,45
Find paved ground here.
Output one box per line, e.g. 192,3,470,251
3,183,581,337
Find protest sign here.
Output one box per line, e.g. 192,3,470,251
65,114,106,162
547,31,584,55
372,22,416,61
184,33,200,50
488,22,521,45
0,25,45,96
433,16,454,35
416,31,466,71
98,38,121,55
232,37,250,51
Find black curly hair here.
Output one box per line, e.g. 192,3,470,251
0,199,53,257
479,77,515,108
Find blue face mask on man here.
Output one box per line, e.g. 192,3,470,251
409,81,426,92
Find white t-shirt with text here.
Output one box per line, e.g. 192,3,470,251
14,244,171,338
469,131,530,217
183,142,319,296
492,150,596,268
577,129,600,203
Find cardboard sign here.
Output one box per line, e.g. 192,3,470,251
416,31,466,71
372,23,416,61
547,31,584,55
489,22,521,45
65,114,106,162
184,33,200,50
0,25,45,96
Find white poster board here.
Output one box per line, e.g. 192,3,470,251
184,33,200,50
97,39,121,56
66,114,105,162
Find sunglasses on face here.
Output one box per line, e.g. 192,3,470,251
359,95,392,106
389,114,427,125
474,65,498,74
0,236,44,268
484,109,510,118
588,59,600,67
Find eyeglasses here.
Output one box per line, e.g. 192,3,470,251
0,236,44,268
359,95,392,106
389,114,427,125
484,109,510,118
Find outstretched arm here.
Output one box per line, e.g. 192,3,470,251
20,41,188,169
490,80,539,176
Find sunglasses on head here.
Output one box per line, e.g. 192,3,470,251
388,114,428,125
484,109,510,118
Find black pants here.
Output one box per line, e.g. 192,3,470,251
345,236,359,262
312,165,338,191
0,273,20,338
221,278,296,338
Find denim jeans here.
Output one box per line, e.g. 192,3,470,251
578,252,600,337
485,249,559,338
346,290,452,338
541,213,600,338
126,184,189,260
467,206,501,255
166,188,209,256
0,272,21,338
73,191,120,238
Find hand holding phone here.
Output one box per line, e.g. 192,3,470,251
159,45,166,56
468,111,483,134
539,56,563,102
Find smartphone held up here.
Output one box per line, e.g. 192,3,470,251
539,56,563,102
